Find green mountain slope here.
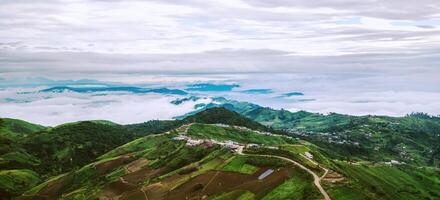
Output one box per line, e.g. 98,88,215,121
0,118,46,140
18,123,440,200
1,107,439,199
182,107,270,132
188,98,440,167
0,119,185,198
18,123,321,200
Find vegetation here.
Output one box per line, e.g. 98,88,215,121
0,118,46,140
210,190,256,200
0,118,182,198
1,107,439,199
183,107,269,132
331,162,440,200
222,156,259,174
0,169,41,198
191,99,440,167
261,169,319,200
22,121,138,176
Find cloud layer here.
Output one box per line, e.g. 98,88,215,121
1,0,439,124
0,88,212,126
1,0,440,55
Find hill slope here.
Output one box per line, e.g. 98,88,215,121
18,123,440,200
0,118,46,139
1,107,439,199
186,98,440,167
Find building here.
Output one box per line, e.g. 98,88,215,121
304,152,314,159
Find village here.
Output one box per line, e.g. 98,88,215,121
173,134,248,153
287,129,361,146
173,123,291,153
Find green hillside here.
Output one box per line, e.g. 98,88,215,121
0,169,41,199
183,107,270,132
191,99,440,167
14,120,440,200
1,107,439,199
0,119,184,198
18,123,323,200
0,118,46,140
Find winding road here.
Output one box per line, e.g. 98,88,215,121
175,124,331,200
238,147,331,200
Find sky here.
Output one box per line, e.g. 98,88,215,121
1,0,440,125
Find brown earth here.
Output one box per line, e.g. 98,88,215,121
99,178,138,199
167,166,295,200
18,174,71,200
98,165,168,199
122,166,165,184
126,158,149,173
95,155,135,174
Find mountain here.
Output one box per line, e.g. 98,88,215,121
15,122,440,200
0,108,272,198
39,86,188,95
0,119,183,198
182,107,270,132
185,98,440,167
1,107,440,199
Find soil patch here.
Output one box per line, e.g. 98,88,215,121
95,155,134,174
168,167,293,199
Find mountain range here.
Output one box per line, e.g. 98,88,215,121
0,101,439,200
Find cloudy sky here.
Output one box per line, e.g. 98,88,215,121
1,0,440,125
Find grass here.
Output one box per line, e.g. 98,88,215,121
222,156,259,174
261,168,320,200
149,144,216,174
326,184,371,200
245,147,323,175
280,144,310,154
209,190,256,200
98,134,172,159
25,173,66,195
0,169,41,196
187,123,294,145
0,151,40,166
334,162,440,199
0,118,46,139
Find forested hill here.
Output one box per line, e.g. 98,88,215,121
177,98,440,167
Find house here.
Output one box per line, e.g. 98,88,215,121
304,152,314,159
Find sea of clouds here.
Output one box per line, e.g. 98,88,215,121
1,72,439,126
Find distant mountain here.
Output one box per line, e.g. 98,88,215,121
39,86,188,95
282,91,304,97
170,96,201,105
185,83,240,92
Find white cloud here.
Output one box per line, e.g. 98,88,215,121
0,88,210,126
0,0,439,122
1,0,439,55
287,91,440,116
